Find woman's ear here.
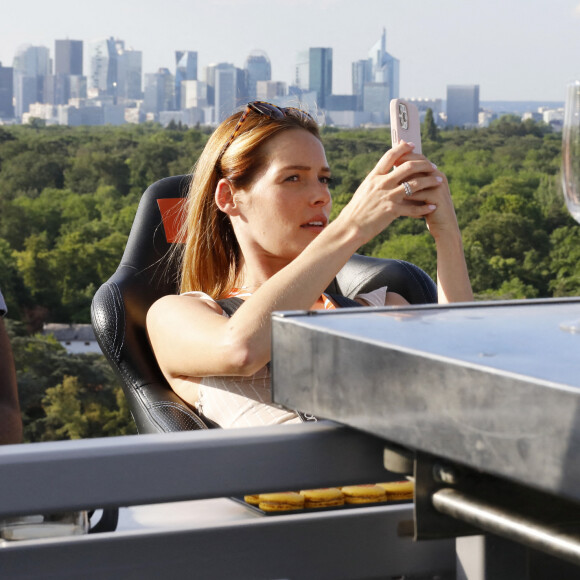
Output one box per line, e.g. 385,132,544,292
215,178,240,216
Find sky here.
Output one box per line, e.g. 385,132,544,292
1,0,580,102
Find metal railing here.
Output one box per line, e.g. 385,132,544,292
0,421,455,579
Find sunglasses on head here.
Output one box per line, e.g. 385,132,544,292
215,101,315,170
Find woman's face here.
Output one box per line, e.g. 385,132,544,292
231,128,333,266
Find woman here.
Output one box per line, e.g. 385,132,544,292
147,102,473,428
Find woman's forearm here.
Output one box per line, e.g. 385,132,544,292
434,229,473,304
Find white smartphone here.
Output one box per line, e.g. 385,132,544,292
390,99,422,154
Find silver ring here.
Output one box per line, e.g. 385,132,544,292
402,181,413,196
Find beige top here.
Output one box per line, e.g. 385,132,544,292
181,287,388,428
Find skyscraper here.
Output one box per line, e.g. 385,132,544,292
117,47,143,100
12,45,51,116
181,80,208,109
244,50,271,101
446,85,480,127
12,45,51,78
368,28,399,99
144,68,174,114
256,81,286,101
89,38,118,96
0,63,14,118
175,51,197,110
294,51,309,91
308,48,332,109
49,40,85,106
352,59,372,110
214,66,237,122
205,62,244,120
55,40,83,75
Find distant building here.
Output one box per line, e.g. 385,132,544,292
144,68,175,115
55,40,83,75
276,90,319,118
522,111,543,123
446,85,480,127
408,98,442,116
205,63,242,122
542,107,564,130
363,82,390,124
159,108,205,127
44,74,70,105
308,47,332,110
408,98,443,124
215,67,237,122
326,94,357,111
351,29,399,120
326,110,373,128
352,59,372,110
478,110,497,128
244,50,271,101
256,81,287,101
181,80,208,109
294,51,309,91
117,47,143,100
0,63,14,118
12,45,51,117
368,28,399,104
175,51,197,110
89,38,118,97
43,324,100,355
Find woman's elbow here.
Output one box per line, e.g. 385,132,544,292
220,334,268,377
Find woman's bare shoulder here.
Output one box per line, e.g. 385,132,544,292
148,292,224,321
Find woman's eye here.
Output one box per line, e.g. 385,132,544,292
320,176,333,185
285,175,299,182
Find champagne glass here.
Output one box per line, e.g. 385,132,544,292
560,80,580,332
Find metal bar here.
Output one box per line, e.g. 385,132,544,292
433,487,580,567
0,421,392,518
0,504,455,580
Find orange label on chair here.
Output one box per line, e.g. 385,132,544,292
157,198,186,243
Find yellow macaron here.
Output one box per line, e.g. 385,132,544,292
258,491,305,512
340,484,387,504
300,488,345,508
376,480,414,501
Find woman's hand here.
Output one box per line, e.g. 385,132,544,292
390,148,473,303
340,141,473,304
392,151,461,241
335,141,442,245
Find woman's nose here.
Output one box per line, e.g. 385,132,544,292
311,184,332,207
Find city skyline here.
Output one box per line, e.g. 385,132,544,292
1,0,579,102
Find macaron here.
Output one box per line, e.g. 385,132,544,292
258,492,305,512
300,488,345,508
340,484,387,504
243,494,261,506
377,480,414,501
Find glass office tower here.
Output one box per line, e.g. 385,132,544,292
308,47,332,110
244,50,271,101
446,85,480,127
175,51,197,110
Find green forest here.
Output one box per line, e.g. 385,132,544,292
1,115,578,442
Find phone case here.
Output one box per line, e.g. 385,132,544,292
390,99,422,154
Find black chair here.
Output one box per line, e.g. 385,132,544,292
91,175,437,435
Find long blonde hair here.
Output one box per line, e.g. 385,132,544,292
178,106,321,299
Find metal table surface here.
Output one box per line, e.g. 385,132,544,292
271,297,580,504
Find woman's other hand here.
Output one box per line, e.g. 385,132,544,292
335,141,441,244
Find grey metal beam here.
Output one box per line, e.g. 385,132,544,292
0,421,393,518
271,299,580,502
0,504,456,580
